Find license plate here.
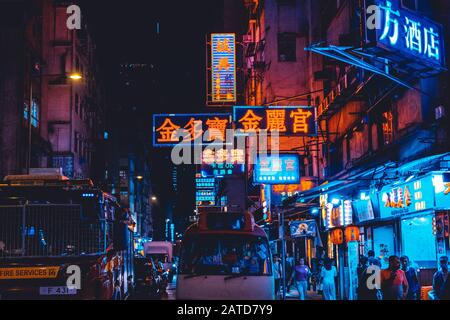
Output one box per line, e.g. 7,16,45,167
39,287,77,296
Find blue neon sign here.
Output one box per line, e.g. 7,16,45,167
374,0,445,68
254,155,300,185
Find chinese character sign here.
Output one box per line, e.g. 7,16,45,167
254,155,300,185
375,0,445,68
200,149,245,178
233,107,317,135
211,33,236,103
153,114,231,146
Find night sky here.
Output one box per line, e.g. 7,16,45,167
80,0,228,236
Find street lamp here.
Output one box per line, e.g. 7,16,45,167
151,196,157,202
69,72,83,81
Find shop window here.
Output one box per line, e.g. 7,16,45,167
401,216,437,268
277,33,296,62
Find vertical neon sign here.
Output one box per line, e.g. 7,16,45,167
211,33,236,103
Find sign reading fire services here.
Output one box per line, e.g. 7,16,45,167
210,33,236,104
233,106,317,135
0,267,60,280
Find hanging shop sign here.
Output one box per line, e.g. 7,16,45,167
290,220,317,238
345,226,360,243
233,106,317,135
196,190,216,206
368,0,446,71
353,198,376,222
209,33,237,104
378,174,435,219
200,148,246,178
324,199,354,230
196,177,215,190
260,184,272,222
254,154,300,185
330,228,344,245
153,113,231,147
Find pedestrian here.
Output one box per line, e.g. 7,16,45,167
381,255,409,300
368,250,382,268
285,252,294,292
432,256,450,300
273,255,283,298
290,258,311,300
400,256,420,300
321,258,337,300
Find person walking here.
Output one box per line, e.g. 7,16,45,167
285,252,295,293
290,258,311,300
273,255,283,298
368,250,382,268
321,258,337,300
432,256,450,300
381,255,409,300
400,256,419,300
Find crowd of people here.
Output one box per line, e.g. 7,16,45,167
273,251,450,301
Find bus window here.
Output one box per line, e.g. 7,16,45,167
180,235,272,276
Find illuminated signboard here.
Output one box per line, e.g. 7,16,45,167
196,177,215,190
196,190,216,206
290,220,317,238
200,149,246,177
325,199,353,230
233,106,317,135
433,173,450,209
210,33,236,104
371,0,446,69
254,155,300,185
153,113,231,147
378,175,435,219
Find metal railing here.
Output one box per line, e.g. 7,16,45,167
0,204,105,258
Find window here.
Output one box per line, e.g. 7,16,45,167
75,94,79,114
31,99,39,128
382,111,394,145
277,33,296,62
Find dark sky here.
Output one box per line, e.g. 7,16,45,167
83,0,223,114
80,0,228,237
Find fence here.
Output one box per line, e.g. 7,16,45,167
0,204,105,258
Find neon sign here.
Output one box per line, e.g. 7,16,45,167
210,33,236,104
233,106,317,135
153,113,231,147
374,0,445,68
254,155,300,185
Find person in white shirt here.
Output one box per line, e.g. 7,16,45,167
321,258,338,300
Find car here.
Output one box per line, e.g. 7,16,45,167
133,256,163,299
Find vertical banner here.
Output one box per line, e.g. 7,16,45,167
209,33,236,104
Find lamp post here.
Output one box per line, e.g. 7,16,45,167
27,72,82,174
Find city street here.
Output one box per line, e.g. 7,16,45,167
0,0,450,302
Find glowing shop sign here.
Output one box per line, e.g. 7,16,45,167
325,199,353,230
233,106,317,135
211,33,236,103
254,155,300,185
375,0,445,68
153,113,231,147
290,220,317,238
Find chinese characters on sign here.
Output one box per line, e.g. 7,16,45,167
200,149,246,178
375,0,445,67
153,114,231,147
211,33,236,104
233,107,317,135
254,155,300,185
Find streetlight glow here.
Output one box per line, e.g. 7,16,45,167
69,72,83,80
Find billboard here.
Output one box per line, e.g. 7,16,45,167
233,106,317,135
210,33,236,104
153,113,231,147
290,220,317,238
254,154,300,185
369,0,446,70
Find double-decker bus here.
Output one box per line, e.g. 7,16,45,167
176,211,274,300
0,174,134,300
